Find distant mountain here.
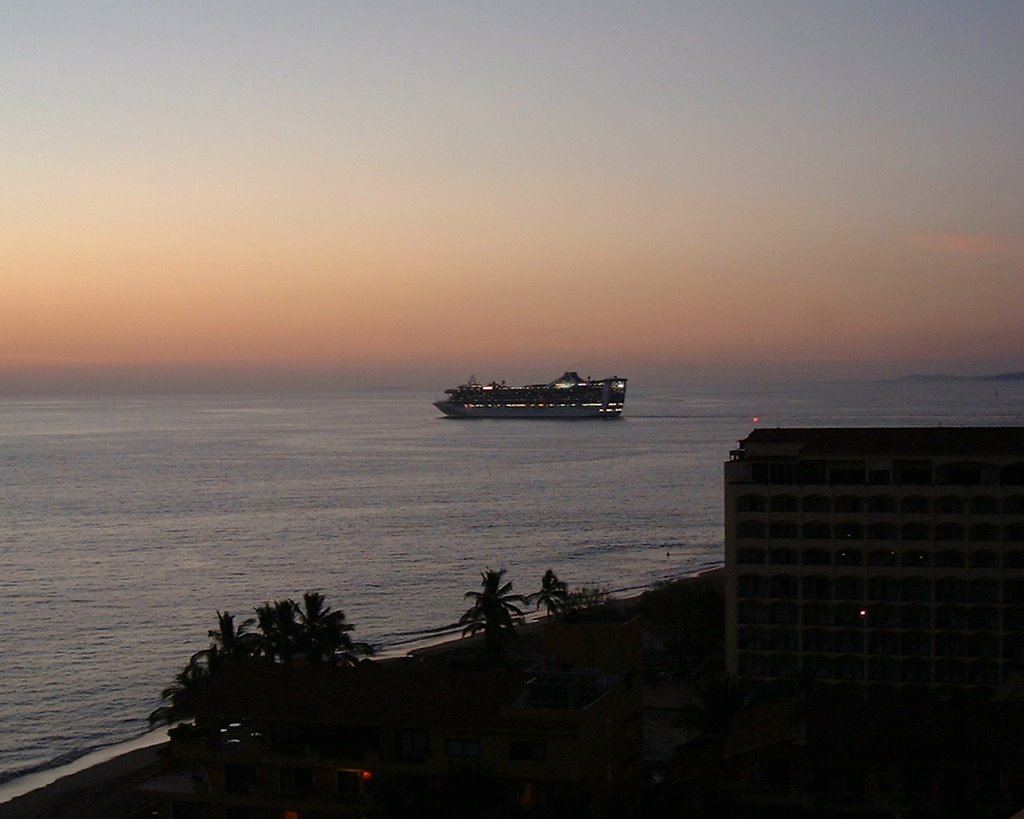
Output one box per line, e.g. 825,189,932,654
897,372,1024,383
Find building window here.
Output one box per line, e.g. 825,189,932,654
834,576,864,601
769,575,798,598
801,495,831,513
802,522,831,540
900,605,931,629
835,629,864,653
737,547,767,564
770,601,799,625
1005,523,1024,542
830,468,866,486
224,764,256,795
967,607,999,630
868,604,901,629
802,547,831,565
969,549,999,569
738,626,769,650
901,523,930,541
769,521,799,539
737,520,766,538
896,464,933,486
934,549,966,568
868,576,900,601
279,766,314,797
935,605,967,630
1006,607,1024,630
969,523,999,542
770,652,798,677
969,495,1000,514
738,574,769,598
1005,579,1024,604
1004,495,1024,513
969,579,999,604
835,548,863,566
867,548,897,566
396,730,430,761
935,522,965,541
835,522,864,540
802,628,833,653
801,576,832,600
868,631,900,655
770,494,798,512
901,496,930,514
737,493,767,512
867,523,897,541
900,576,931,602
935,632,965,657
509,741,545,761
769,626,798,650
900,550,930,568
769,547,799,565
900,631,931,656
802,603,832,627
969,660,998,685
900,658,931,684
1000,463,1024,486
868,657,898,681
936,495,965,513
868,495,897,513
834,496,863,513
935,578,966,603
738,601,769,624
445,739,481,758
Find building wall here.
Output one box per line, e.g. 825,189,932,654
724,431,1024,695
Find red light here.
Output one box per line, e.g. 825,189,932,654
360,770,373,782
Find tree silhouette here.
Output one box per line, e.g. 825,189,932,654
150,592,371,725
148,658,210,725
459,568,525,663
526,569,569,617
294,591,371,666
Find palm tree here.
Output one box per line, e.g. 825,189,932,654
526,569,569,617
254,598,301,662
294,591,372,666
207,610,257,660
148,658,210,725
459,568,525,662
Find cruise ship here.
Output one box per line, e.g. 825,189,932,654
434,372,627,419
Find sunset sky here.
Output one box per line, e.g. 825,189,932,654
3,2,1022,392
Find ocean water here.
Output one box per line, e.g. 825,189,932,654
1,379,1022,786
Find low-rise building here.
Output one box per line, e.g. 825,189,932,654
140,621,643,818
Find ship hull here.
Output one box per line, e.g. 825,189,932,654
434,401,622,419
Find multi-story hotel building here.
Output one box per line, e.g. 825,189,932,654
724,427,1024,697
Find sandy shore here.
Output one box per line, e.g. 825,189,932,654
0,744,164,819
0,568,722,818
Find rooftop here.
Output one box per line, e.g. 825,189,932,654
737,427,1024,457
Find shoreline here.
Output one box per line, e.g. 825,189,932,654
0,566,722,816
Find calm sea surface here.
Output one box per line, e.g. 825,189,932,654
1,379,1023,784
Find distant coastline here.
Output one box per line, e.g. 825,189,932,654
895,371,1024,383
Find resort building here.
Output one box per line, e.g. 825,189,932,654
724,427,1024,697
139,619,643,819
